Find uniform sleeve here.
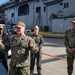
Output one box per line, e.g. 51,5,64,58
0,44,5,51
0,36,11,52
64,31,69,49
29,37,38,53
39,35,44,49
3,36,11,52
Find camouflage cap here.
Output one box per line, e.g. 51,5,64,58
16,22,26,28
0,24,4,29
71,18,75,23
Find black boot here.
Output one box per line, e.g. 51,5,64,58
68,73,72,75
30,71,34,75
38,70,42,75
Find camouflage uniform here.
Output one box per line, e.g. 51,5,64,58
30,34,44,75
3,34,38,75
65,28,75,75
0,28,8,75
2,33,9,72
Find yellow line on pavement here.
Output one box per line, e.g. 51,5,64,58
42,52,66,61
42,52,75,64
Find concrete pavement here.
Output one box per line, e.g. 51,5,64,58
33,38,75,75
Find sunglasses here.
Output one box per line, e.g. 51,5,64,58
0,28,3,30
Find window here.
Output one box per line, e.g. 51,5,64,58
18,4,29,16
44,6,46,12
11,13,14,17
36,7,41,13
60,3,63,5
64,2,69,8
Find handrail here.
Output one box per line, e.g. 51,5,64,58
35,12,40,25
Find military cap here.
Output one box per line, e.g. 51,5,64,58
0,24,4,29
71,18,75,23
16,22,26,28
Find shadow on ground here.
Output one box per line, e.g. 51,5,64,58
42,54,67,64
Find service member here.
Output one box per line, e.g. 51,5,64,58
30,25,44,75
65,18,75,75
0,22,38,75
0,24,8,75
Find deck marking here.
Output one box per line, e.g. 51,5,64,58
42,52,66,61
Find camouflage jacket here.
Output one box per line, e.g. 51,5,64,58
1,34,38,67
65,28,75,50
0,33,9,52
32,34,44,50
0,44,5,51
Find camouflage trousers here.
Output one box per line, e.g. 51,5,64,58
67,52,75,74
9,65,30,75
